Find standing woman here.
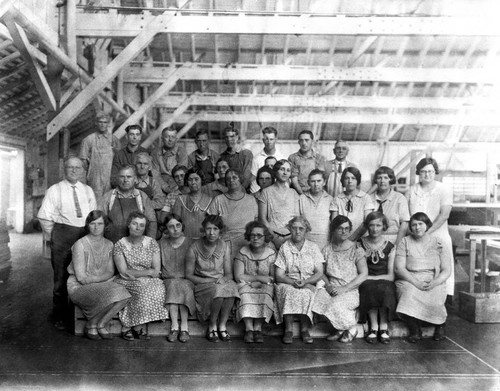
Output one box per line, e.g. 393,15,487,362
185,215,240,342
371,166,410,246
173,167,213,240
357,211,397,344
202,158,229,198
159,214,196,343
312,215,368,343
253,166,275,200
234,221,276,344
258,159,300,249
332,167,374,242
67,210,131,340
406,158,454,297
209,169,258,261
274,216,324,344
113,211,169,340
395,212,451,342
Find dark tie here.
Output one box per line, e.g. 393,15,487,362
72,185,83,218
337,163,343,173
377,200,387,214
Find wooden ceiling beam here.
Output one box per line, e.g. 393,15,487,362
142,109,500,127
4,16,56,111
75,13,500,37
124,64,499,84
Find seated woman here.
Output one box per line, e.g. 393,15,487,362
185,215,240,342
67,210,131,340
173,167,213,240
208,169,258,261
312,215,368,343
113,211,169,341
274,216,324,344
159,214,196,343
357,211,397,344
234,221,276,344
395,212,451,343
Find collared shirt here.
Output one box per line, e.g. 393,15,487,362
220,146,253,189
187,148,219,184
151,144,188,193
372,190,410,238
249,147,286,193
37,180,97,235
299,190,335,249
333,190,374,233
111,145,149,187
325,159,357,197
288,149,327,192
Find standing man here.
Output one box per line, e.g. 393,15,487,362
187,129,219,184
325,140,357,197
151,127,188,194
220,126,253,190
249,126,285,193
288,130,327,195
38,156,97,330
79,111,120,204
299,169,335,250
111,124,149,187
99,165,157,243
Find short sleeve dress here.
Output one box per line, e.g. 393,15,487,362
172,193,213,240
274,239,324,324
159,236,196,316
312,242,364,330
67,236,131,319
114,236,169,328
357,238,397,323
190,238,240,321
234,245,276,323
395,235,447,325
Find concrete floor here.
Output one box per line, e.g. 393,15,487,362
1,232,499,391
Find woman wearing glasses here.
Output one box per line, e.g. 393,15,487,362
406,158,454,297
234,221,276,343
332,167,374,241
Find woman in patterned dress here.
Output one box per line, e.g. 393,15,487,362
209,169,258,261
357,211,397,344
395,212,451,343
312,215,368,343
114,211,169,341
234,221,276,343
332,167,374,241
274,216,324,344
185,215,240,342
67,210,131,340
159,213,195,343
258,159,300,249
173,167,213,240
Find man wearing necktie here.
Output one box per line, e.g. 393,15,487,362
38,157,97,330
326,140,357,198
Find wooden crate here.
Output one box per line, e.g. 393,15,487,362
459,291,500,323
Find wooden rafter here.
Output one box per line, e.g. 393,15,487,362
4,16,56,111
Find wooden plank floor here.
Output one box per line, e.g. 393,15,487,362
1,232,499,391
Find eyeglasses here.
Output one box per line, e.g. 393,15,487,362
249,234,264,239
419,170,435,175
346,199,353,213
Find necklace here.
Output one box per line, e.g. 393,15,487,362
361,237,387,264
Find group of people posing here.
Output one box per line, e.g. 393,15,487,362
38,118,454,345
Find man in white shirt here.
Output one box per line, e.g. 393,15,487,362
325,140,357,197
38,156,97,330
250,127,285,193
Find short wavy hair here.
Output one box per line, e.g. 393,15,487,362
373,166,396,185
84,210,109,234
185,167,207,187
244,221,273,243
286,215,312,233
125,211,148,236
363,211,389,231
201,214,225,231
416,157,440,175
340,166,361,186
409,212,433,232
164,213,184,232
225,169,243,186
257,166,276,186
329,215,352,242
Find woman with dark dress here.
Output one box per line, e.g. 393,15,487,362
159,214,196,343
185,215,240,342
357,211,397,344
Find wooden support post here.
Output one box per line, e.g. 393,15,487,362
65,0,77,61
116,70,124,108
